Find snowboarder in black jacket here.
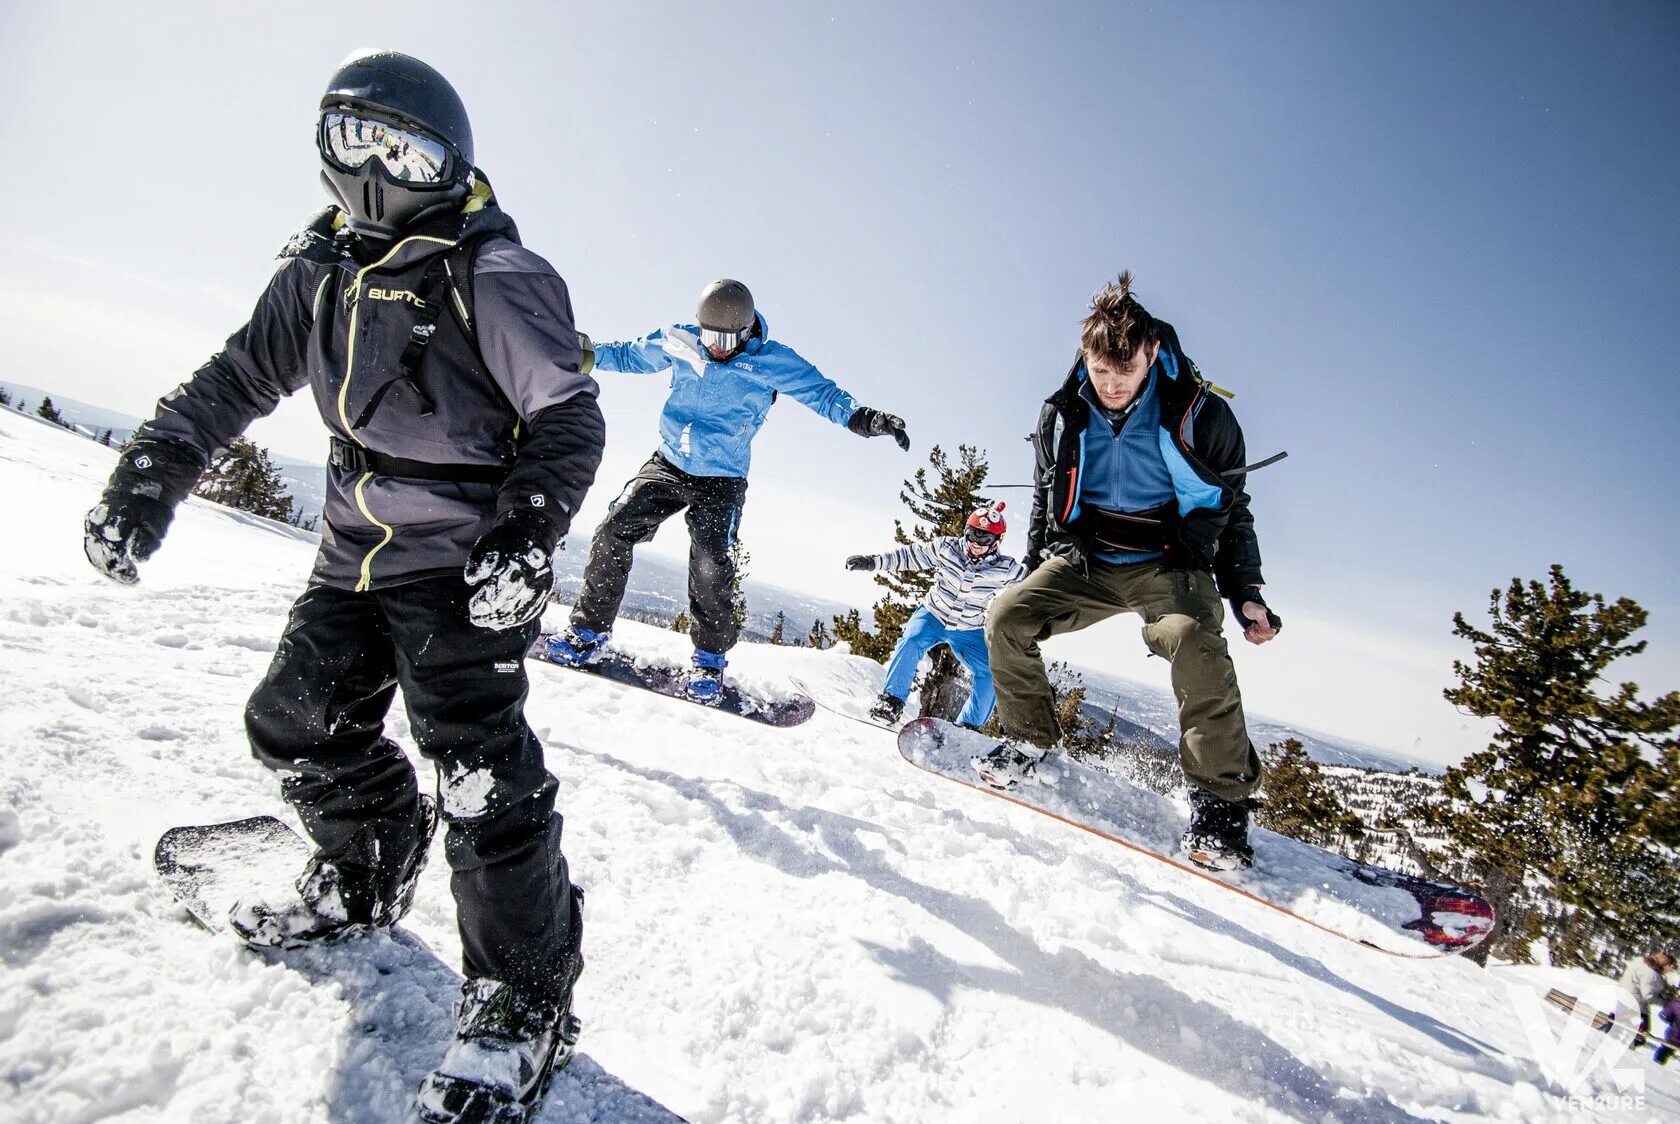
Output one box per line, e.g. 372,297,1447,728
973,272,1281,872
82,50,600,1121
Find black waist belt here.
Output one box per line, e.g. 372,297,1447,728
329,437,509,485
1072,500,1178,554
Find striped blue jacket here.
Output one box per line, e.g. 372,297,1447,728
866,537,1025,629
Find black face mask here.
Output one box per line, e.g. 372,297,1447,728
318,111,468,239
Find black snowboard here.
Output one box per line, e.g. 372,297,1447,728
528,638,815,727
154,815,313,935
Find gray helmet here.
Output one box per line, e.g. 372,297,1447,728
317,50,474,239
697,279,755,333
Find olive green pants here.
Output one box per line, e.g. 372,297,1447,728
984,556,1263,801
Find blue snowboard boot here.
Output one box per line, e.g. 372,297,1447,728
685,649,727,706
544,626,609,668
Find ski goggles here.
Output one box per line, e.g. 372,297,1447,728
699,326,748,352
319,112,453,184
964,526,1000,547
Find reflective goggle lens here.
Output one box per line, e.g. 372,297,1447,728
320,113,452,184
964,527,1000,546
699,326,746,351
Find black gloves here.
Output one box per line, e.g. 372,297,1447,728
464,508,558,630
848,407,910,451
84,439,203,585
1230,585,1283,636
845,555,876,572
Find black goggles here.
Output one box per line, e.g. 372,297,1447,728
699,326,748,352
964,526,1000,547
319,112,453,185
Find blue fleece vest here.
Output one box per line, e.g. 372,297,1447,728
1077,369,1175,564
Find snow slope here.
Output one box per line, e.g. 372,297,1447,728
2,408,1675,1123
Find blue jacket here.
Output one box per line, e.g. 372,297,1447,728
592,312,858,478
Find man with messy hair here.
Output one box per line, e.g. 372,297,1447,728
971,272,1282,871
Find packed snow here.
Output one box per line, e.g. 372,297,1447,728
2,407,1676,1122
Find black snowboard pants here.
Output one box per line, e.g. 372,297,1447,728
571,451,749,654
245,577,582,1005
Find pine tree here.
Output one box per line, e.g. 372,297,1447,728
832,444,992,717
1414,565,1680,968
1256,739,1366,849
672,610,691,633
98,428,113,446
36,397,65,425
769,611,786,645
728,541,750,634
0,387,12,408
193,437,296,522
807,618,832,649
1047,662,1117,761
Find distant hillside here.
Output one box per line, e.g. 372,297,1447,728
5,381,1435,777
0,382,326,524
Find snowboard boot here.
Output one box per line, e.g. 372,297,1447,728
970,740,1049,790
1182,787,1258,872
868,692,906,725
543,625,610,668
685,649,727,706
231,796,439,948
416,977,582,1124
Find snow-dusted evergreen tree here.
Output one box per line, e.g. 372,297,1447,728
36,397,65,426
672,610,690,633
806,617,832,649
769,611,786,645
0,387,12,408
193,437,295,523
1257,739,1367,849
728,541,750,634
1417,565,1680,967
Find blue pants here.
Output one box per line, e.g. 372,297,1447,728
882,606,996,726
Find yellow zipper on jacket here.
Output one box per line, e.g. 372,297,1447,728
338,233,458,590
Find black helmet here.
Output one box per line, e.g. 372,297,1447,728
697,279,755,333
317,50,474,239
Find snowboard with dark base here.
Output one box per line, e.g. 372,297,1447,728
899,718,1494,959
529,638,815,727
155,815,315,936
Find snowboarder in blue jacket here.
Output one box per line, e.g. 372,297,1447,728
547,279,910,702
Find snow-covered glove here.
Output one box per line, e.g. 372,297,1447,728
1230,585,1282,639
83,438,202,585
464,508,557,630
847,407,910,451
845,555,876,571
576,331,595,376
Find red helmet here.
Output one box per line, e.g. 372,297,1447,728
965,502,1006,538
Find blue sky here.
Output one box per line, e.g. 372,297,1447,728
2,1,1675,764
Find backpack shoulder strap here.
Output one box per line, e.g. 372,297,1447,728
441,234,490,344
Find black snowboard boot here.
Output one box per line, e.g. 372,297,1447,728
416,977,582,1123
231,796,440,948
1182,787,1258,872
970,740,1048,790
868,691,905,725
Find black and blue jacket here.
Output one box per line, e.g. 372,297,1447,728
1025,321,1265,598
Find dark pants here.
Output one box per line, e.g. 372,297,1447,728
986,556,1263,801
245,578,582,1004
572,451,749,653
